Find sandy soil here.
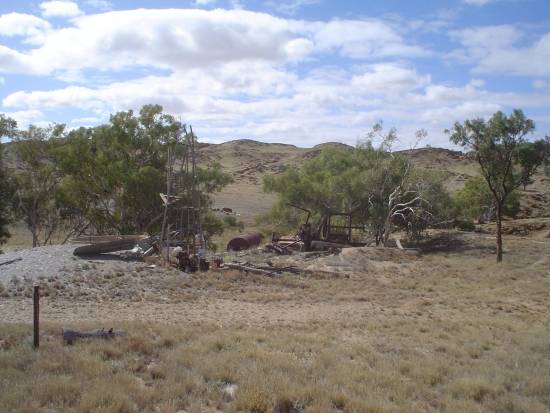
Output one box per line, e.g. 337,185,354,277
1,229,548,330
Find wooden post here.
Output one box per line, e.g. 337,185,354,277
33,285,39,349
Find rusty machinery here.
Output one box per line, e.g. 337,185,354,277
159,125,209,272
271,204,366,252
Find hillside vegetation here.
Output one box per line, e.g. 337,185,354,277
3,138,549,249
197,141,550,223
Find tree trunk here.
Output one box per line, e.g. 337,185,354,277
31,211,38,248
496,201,503,263
382,216,392,246
30,198,39,248
375,229,381,246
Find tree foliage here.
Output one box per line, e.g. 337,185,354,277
264,124,452,244
53,105,232,240
264,146,367,215
11,124,66,247
447,109,550,262
453,176,520,224
54,105,182,234
0,115,17,249
2,105,232,246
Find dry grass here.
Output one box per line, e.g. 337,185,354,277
2,223,68,252
1,229,550,412
1,319,549,412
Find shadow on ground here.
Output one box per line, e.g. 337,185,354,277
415,233,496,254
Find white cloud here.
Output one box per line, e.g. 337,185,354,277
449,25,550,76
40,1,82,18
420,79,487,104
451,25,521,50
0,9,426,78
69,115,104,125
284,38,315,60
1,110,45,128
4,57,549,148
1,8,548,147
0,9,306,76
314,19,428,59
533,79,550,93
351,64,430,94
229,0,244,8
0,45,34,73
0,12,51,43
411,79,550,126
421,102,502,124
2,61,297,111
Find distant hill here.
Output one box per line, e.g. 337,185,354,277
197,140,353,222
197,140,550,223
3,139,549,224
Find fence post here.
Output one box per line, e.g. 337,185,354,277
33,285,39,349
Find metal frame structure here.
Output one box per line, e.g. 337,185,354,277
291,205,366,251
159,126,207,271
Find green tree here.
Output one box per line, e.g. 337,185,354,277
453,176,520,224
264,145,367,217
55,105,180,234
447,109,550,262
0,115,17,249
56,105,232,239
264,124,452,245
12,124,66,247
2,105,232,247
355,134,452,244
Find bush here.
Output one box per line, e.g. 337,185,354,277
455,220,476,232
453,177,521,223
223,215,244,231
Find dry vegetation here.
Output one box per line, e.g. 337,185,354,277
3,142,548,252
196,142,550,225
1,226,550,413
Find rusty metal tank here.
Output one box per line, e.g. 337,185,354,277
226,233,263,251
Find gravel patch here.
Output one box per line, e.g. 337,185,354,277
0,244,97,286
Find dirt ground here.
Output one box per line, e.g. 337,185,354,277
1,226,550,412
2,225,548,328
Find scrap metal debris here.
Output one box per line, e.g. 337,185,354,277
62,328,127,345
225,261,300,276
266,205,367,254
227,233,263,251
72,235,148,256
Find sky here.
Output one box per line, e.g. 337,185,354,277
0,0,549,148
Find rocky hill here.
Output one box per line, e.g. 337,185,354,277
197,140,550,223
3,139,549,224
197,140,352,222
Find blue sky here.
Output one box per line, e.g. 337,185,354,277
0,0,549,148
